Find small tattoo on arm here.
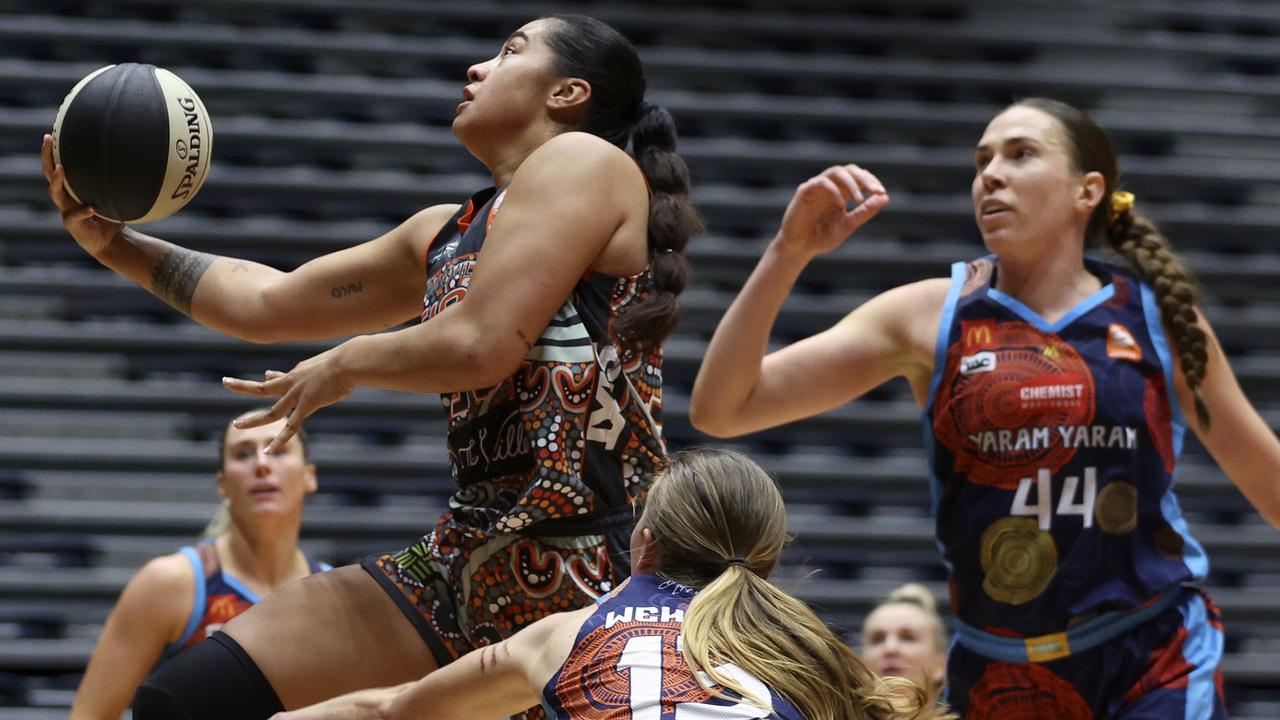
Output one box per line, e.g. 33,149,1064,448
331,281,363,299
151,248,216,317
516,328,533,351
229,260,249,272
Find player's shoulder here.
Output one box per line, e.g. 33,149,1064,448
521,132,641,185
109,550,198,633
132,551,197,595
866,277,952,320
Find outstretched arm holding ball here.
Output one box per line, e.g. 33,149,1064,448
42,133,454,340
46,17,701,718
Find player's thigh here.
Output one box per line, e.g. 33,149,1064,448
222,564,437,709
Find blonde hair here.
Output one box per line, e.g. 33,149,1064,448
201,500,231,539
878,583,948,653
643,449,949,720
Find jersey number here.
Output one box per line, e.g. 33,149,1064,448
1011,467,1096,530
616,635,775,719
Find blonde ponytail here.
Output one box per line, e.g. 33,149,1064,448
682,566,934,719
646,449,950,720
201,499,231,539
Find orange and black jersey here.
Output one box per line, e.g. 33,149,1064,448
542,574,805,720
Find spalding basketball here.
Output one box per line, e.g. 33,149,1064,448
52,63,212,224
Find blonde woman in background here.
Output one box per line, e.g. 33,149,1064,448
69,411,328,720
271,448,950,720
861,583,948,708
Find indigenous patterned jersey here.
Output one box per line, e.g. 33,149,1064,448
423,187,666,534
925,256,1207,638
542,574,805,720
163,539,329,658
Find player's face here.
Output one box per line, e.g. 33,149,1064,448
218,417,316,524
453,19,564,145
971,106,1085,254
860,603,946,694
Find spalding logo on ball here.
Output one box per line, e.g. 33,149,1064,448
52,63,212,224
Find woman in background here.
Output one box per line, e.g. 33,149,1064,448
860,583,948,708
69,412,327,720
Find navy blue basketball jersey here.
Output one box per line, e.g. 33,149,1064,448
542,574,805,720
924,256,1206,641
422,187,666,534
162,539,329,658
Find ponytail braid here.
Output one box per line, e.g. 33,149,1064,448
613,103,702,350
542,15,702,351
1104,206,1211,428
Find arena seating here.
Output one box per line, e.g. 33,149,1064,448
0,0,1278,716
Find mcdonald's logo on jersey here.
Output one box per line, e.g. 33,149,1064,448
962,320,997,352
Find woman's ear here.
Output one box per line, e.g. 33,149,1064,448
547,77,591,114
632,526,661,574
1078,170,1106,215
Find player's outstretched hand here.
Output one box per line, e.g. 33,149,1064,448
775,164,889,258
224,347,354,454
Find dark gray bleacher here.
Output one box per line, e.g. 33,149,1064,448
1,0,1278,716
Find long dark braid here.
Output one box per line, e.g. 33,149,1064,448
543,14,702,350
1017,98,1211,428
618,102,700,348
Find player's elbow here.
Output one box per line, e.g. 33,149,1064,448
688,399,744,438
451,326,524,390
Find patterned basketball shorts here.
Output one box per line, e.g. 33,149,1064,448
362,512,631,716
946,589,1227,719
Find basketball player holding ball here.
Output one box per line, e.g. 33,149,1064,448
43,15,699,720
691,98,1280,718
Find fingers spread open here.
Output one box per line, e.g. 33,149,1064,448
224,370,289,395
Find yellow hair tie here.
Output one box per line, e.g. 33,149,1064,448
1108,190,1135,225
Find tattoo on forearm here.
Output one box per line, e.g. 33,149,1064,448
151,248,216,316
331,281,363,299
516,328,533,351
230,260,249,273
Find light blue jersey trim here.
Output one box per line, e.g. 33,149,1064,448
220,570,262,604
954,586,1185,662
922,261,967,532
1178,593,1223,719
987,283,1115,334
165,546,207,656
1140,283,1208,579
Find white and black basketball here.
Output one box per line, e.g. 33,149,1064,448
52,63,213,224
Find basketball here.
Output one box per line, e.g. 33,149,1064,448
52,63,212,224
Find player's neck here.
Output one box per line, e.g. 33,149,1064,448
218,524,306,591
994,250,1102,324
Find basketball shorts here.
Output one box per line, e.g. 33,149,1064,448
945,589,1227,719
362,510,632,717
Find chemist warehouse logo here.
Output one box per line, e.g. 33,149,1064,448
1019,373,1088,411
